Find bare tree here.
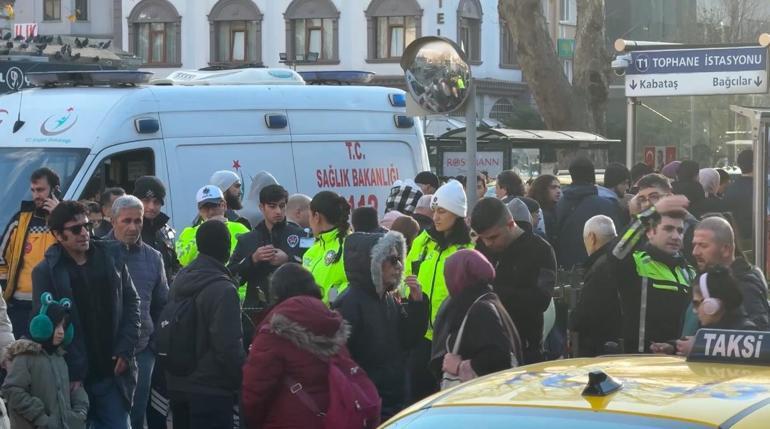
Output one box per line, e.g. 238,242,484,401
499,0,612,134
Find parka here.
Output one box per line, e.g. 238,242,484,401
241,296,352,429
334,232,428,419
2,339,89,429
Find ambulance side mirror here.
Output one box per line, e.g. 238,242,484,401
400,37,472,115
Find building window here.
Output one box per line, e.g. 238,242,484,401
75,0,88,21
284,0,340,64
376,16,416,59
457,0,482,63
365,0,422,62
43,0,61,21
560,0,572,22
128,0,182,67
500,20,518,68
209,0,262,65
490,98,514,122
293,18,334,60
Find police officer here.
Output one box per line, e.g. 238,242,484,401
611,205,695,354
134,176,180,282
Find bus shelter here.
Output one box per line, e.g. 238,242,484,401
426,127,621,181
730,106,770,274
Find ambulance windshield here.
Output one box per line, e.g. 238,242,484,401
0,148,88,231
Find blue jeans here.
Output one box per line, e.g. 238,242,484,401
130,348,155,429
85,377,130,429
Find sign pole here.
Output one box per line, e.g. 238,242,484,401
465,80,478,206
626,97,637,168
754,118,768,268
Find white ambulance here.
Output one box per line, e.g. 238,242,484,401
0,69,429,230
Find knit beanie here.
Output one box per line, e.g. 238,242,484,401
133,176,166,204
507,198,532,232
385,180,423,215
431,179,467,218
661,161,681,180
210,170,241,193
196,220,231,263
445,249,496,297
379,210,405,229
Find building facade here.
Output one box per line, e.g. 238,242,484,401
11,0,120,40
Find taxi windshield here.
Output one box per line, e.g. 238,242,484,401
0,148,88,231
386,407,709,429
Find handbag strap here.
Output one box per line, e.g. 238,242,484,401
448,292,495,354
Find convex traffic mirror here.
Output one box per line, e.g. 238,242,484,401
400,37,472,114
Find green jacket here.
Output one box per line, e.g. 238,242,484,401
405,229,473,340
2,339,89,429
176,220,250,267
302,228,348,304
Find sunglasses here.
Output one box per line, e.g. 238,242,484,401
62,222,93,235
386,255,402,265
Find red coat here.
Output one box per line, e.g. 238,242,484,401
241,296,352,429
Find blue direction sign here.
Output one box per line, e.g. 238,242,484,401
625,46,768,97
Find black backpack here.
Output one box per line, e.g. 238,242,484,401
155,289,203,376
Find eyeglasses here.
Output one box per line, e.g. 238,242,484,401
386,255,402,265
636,192,665,206
63,222,93,235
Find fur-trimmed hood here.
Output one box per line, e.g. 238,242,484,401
3,339,63,361
267,296,350,358
344,231,406,296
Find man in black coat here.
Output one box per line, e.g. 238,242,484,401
133,176,181,282
555,157,622,269
334,231,428,420
167,220,245,429
692,216,770,330
572,215,622,357
472,198,557,364
32,201,140,429
228,184,308,346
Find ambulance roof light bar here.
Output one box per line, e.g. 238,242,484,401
152,68,305,86
27,70,154,87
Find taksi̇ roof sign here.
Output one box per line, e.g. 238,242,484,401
625,46,768,97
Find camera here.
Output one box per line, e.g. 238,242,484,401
611,54,632,76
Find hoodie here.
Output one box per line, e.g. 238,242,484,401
165,254,244,396
555,184,621,269
333,232,428,419
239,171,279,228
242,296,353,429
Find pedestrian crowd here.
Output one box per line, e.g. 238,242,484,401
0,147,765,428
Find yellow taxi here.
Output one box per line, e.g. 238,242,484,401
382,329,770,428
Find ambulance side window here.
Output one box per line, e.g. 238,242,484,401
81,148,155,200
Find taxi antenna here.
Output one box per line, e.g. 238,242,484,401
12,89,25,133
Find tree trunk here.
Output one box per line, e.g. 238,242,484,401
499,0,610,134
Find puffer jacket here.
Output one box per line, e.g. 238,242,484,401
242,296,352,429
105,232,168,353
334,232,428,419
2,339,89,429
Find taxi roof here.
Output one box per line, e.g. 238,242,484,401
397,355,770,428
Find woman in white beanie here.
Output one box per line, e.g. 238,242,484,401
403,179,473,402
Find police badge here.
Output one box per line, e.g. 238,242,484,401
324,250,337,265
287,235,299,248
